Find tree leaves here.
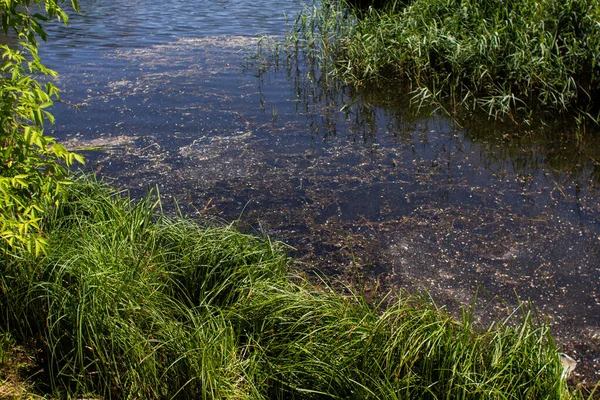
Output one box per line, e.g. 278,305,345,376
0,0,84,256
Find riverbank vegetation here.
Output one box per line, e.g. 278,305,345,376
289,0,600,129
0,0,84,256
0,0,595,397
0,177,580,398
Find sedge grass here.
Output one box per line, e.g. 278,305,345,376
236,282,570,399
1,178,280,398
0,176,581,398
288,0,600,128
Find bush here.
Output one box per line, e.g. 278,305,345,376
0,0,83,256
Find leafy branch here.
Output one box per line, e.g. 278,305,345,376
1,0,84,256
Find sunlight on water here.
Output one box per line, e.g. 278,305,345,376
40,0,600,381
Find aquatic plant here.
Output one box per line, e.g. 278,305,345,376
289,0,600,128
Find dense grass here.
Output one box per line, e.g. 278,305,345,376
289,0,600,127
0,177,578,398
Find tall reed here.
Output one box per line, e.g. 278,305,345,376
289,0,600,127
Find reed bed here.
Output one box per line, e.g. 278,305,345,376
0,177,578,398
288,0,600,127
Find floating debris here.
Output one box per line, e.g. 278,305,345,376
560,353,577,377
65,135,139,152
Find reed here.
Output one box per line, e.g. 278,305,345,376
0,177,580,398
289,0,600,127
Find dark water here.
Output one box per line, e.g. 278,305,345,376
40,0,600,383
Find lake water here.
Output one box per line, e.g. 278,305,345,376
40,0,600,382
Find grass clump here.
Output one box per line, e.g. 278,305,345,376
0,177,577,398
239,284,570,399
1,178,284,398
289,0,600,127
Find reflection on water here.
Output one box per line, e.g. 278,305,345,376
39,0,600,382
0,33,18,47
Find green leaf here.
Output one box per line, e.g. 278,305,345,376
0,0,86,256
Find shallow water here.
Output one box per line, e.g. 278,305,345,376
40,0,600,384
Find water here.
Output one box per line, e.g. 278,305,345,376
39,0,600,380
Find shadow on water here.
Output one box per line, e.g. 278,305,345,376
40,0,600,385
0,30,20,48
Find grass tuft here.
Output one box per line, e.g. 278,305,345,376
0,176,579,398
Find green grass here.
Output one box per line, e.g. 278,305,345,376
287,0,600,128
0,177,580,398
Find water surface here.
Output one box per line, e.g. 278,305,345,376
41,0,600,383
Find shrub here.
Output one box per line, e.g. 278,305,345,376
0,0,83,256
